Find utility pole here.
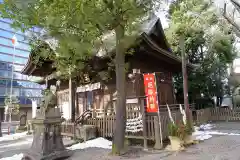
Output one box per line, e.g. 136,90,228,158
180,35,190,119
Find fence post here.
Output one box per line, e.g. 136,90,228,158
153,116,162,149
141,99,148,150
103,114,106,137
73,123,76,140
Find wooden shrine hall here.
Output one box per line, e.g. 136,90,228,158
22,14,193,122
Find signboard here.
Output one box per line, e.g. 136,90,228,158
143,73,159,113
76,82,101,93
126,98,138,104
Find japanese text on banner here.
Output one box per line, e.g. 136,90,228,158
143,74,158,113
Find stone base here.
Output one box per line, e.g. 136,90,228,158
21,149,73,160
15,125,28,133
167,136,184,151
23,108,71,160
75,125,96,142
184,135,194,145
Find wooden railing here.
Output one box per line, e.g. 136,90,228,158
85,111,183,141
61,101,193,142
61,121,75,137
196,107,240,124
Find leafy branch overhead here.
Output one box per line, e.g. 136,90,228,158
0,0,157,68
1,0,155,82
0,0,161,154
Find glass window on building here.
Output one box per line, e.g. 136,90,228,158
0,37,30,51
0,70,9,78
13,88,20,96
0,47,29,58
0,96,5,104
0,62,25,72
0,87,6,96
0,62,8,70
0,54,28,65
0,18,43,106
22,89,33,97
13,72,23,80
0,20,23,35
11,64,24,72
20,88,42,97
0,79,6,86
22,74,28,80
5,87,20,97
0,70,27,80
19,81,43,89
2,79,42,89
6,80,21,88
0,30,26,44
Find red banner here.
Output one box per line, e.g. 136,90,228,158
143,73,159,113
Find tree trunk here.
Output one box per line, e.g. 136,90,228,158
112,24,126,155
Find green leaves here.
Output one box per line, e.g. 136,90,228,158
0,0,158,83
167,0,236,101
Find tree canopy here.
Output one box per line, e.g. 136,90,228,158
0,0,160,154
166,0,237,105
0,0,157,78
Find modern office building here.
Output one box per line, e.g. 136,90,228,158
0,19,44,121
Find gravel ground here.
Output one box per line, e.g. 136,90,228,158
69,122,240,160
69,136,240,160
165,135,240,160
2,122,240,160
0,135,75,159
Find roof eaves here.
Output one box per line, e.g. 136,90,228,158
141,33,195,69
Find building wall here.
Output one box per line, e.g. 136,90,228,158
73,57,176,117
0,19,44,121
57,89,72,120
75,76,175,118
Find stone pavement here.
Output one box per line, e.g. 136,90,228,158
1,122,240,160
165,135,240,160
68,135,240,160
0,135,75,159
69,122,240,160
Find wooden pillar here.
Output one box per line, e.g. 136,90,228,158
171,76,177,104
135,74,141,97
75,92,79,117
72,83,76,122
103,97,106,137
154,116,162,149
141,98,147,150
69,77,76,122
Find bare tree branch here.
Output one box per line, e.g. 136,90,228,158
231,0,240,13
223,2,240,35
